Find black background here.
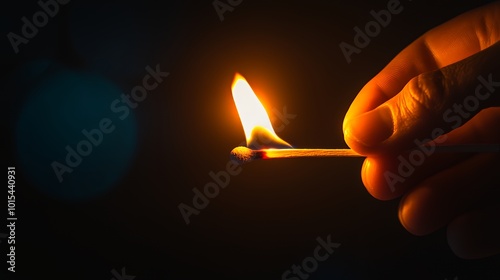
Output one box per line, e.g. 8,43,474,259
3,0,500,279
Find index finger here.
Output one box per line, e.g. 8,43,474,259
343,1,500,127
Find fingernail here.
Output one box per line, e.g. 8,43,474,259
344,106,394,147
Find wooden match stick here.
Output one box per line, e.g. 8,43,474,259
230,145,500,165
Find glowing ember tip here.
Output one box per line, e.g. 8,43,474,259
230,146,262,165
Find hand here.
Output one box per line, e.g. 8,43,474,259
343,1,500,259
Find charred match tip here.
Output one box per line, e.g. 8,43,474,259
230,146,263,165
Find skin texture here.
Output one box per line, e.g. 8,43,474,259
343,1,500,259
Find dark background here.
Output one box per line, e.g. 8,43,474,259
3,0,500,279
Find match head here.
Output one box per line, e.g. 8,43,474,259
230,146,263,165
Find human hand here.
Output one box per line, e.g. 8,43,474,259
343,1,500,259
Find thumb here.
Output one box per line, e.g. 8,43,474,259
344,41,500,155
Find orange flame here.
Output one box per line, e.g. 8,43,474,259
231,73,292,149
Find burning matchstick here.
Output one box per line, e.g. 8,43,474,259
230,145,500,165
230,147,361,164
228,73,500,165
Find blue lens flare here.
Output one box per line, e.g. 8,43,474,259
15,67,137,201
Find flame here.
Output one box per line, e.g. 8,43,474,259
231,73,292,149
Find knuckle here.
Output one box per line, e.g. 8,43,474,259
404,70,451,115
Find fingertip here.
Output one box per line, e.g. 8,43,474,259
447,209,500,259
343,126,365,154
398,191,428,236
344,106,394,153
398,186,445,236
361,157,404,200
447,215,480,259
